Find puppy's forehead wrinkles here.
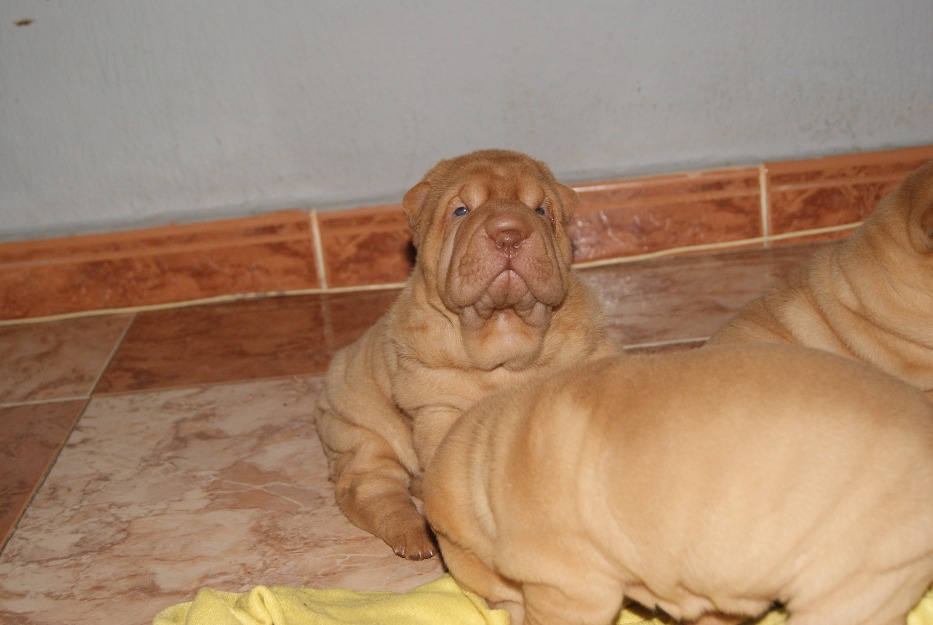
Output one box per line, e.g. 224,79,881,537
459,166,544,208
459,180,488,208
521,185,546,208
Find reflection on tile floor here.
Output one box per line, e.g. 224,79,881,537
0,243,819,625
96,290,400,395
0,315,131,404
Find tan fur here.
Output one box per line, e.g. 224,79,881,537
708,159,933,397
314,149,616,559
423,344,933,625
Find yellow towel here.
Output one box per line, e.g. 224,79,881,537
154,575,933,625
153,574,507,625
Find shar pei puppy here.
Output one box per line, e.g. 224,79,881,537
708,158,933,397
424,344,933,625
314,149,616,559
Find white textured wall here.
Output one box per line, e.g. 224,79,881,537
1,1,932,241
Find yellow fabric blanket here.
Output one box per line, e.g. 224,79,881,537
154,574,933,625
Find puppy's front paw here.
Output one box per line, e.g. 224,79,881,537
381,511,438,560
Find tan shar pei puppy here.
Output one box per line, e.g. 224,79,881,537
708,159,933,397
315,149,616,559
424,344,933,625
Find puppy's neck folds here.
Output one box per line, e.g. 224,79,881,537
459,305,552,370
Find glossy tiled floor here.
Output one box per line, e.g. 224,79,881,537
0,243,821,625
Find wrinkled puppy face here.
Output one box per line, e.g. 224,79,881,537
403,150,578,324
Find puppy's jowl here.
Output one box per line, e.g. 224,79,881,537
314,149,616,559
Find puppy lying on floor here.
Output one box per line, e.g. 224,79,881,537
423,344,933,625
315,150,616,559
707,159,933,397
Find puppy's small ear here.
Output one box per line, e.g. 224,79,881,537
903,159,933,253
402,181,431,247
555,183,579,225
919,200,933,251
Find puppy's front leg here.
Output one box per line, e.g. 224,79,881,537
316,392,436,559
331,455,436,560
412,406,464,470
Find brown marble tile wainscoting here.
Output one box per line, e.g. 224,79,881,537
570,166,763,261
1,145,931,322
316,205,415,288
0,211,320,321
766,145,933,237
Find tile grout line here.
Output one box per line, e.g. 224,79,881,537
759,164,770,247
309,209,329,290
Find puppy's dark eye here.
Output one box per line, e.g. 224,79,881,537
453,206,469,217
535,206,547,217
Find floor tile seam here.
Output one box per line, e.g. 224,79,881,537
765,222,860,242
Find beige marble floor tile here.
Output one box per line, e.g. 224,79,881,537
0,376,442,625
0,315,132,404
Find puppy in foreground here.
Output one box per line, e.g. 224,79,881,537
315,150,616,559
708,159,933,397
424,344,933,625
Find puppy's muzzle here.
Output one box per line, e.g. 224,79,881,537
482,204,535,259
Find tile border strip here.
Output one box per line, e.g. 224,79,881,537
1,145,930,322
